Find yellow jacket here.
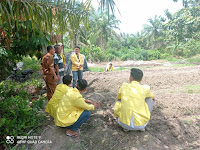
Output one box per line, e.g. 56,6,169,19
54,88,95,127
60,53,66,66
71,53,84,71
106,66,114,71
45,84,72,118
114,81,154,126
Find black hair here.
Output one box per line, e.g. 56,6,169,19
54,44,60,50
47,45,53,52
130,68,143,82
76,79,87,91
74,46,80,49
62,74,72,85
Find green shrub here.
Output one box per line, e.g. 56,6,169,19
183,39,200,57
0,80,45,147
0,48,16,81
21,56,41,72
81,46,107,62
187,56,200,63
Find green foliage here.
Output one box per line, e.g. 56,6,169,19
0,80,45,145
21,56,41,72
81,46,107,62
187,56,200,63
0,48,15,80
183,39,200,57
88,67,105,72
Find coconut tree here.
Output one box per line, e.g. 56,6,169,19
142,15,164,48
0,0,118,50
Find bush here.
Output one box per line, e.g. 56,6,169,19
0,80,45,147
187,56,200,63
81,46,107,62
21,56,41,72
183,39,200,57
0,48,16,81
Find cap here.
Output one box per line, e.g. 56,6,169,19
58,42,63,46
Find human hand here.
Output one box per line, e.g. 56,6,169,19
153,97,155,102
93,102,100,109
85,99,93,104
64,64,66,68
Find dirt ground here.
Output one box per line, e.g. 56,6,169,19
17,64,200,150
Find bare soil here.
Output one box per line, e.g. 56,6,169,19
20,64,200,150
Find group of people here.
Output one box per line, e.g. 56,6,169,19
40,44,155,138
40,44,84,101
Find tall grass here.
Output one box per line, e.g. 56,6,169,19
187,56,200,63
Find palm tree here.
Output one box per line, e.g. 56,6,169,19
142,15,164,48
0,0,118,50
89,11,121,50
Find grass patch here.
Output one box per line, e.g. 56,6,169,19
115,67,131,71
187,56,200,63
164,57,182,62
184,84,200,94
88,67,104,72
173,63,195,67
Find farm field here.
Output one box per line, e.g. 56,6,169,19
29,64,200,150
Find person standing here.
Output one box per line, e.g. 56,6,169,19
58,42,67,69
54,45,65,84
40,46,58,101
71,46,84,88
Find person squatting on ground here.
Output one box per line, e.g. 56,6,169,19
71,46,84,88
45,74,73,118
54,79,100,137
105,62,114,72
40,46,58,101
54,45,65,84
114,68,155,132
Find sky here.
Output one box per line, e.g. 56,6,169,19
91,0,183,34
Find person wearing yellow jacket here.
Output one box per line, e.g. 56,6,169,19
45,74,72,118
70,46,84,88
105,62,114,72
114,68,155,132
54,79,100,137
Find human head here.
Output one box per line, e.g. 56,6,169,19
54,44,62,54
74,46,80,55
62,74,72,86
130,68,143,82
76,79,88,93
58,42,64,51
109,62,112,68
47,45,55,55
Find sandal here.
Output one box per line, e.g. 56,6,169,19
66,129,80,138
